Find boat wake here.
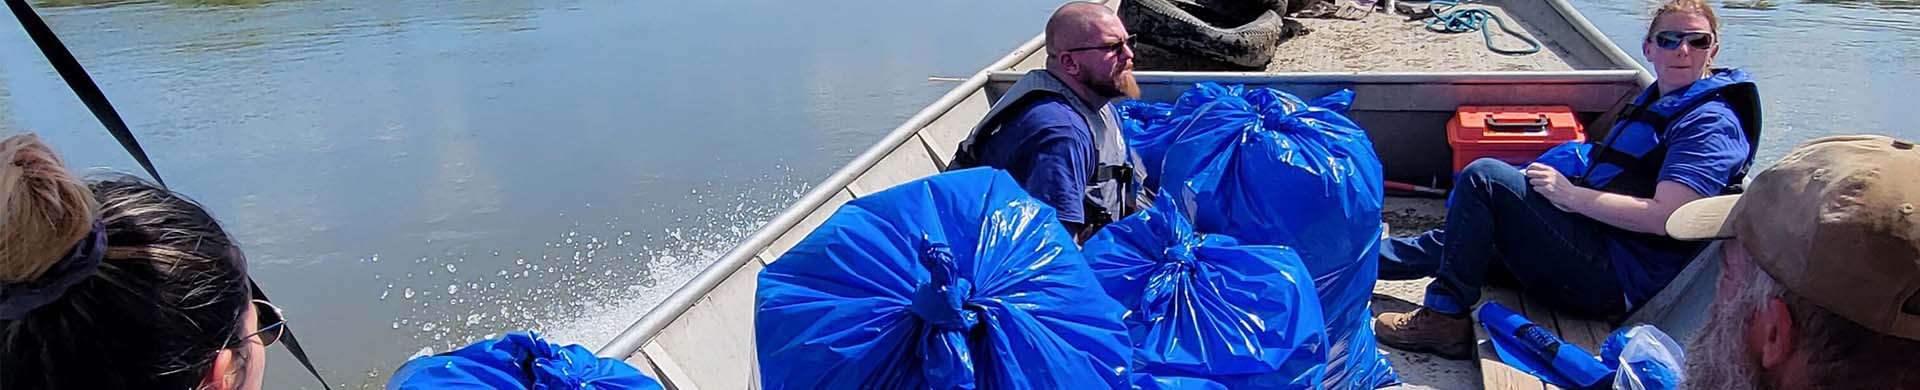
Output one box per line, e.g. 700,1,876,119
358,168,810,387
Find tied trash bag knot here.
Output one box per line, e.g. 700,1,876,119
1243,88,1311,133
1139,236,1202,323
911,240,980,331
755,168,1131,389
1163,235,1201,266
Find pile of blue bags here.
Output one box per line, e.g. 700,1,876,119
755,82,1394,389
1121,83,1398,390
755,168,1133,389
1084,195,1327,389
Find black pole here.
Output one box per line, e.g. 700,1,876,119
6,0,166,187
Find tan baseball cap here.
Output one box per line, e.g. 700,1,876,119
1666,134,1920,341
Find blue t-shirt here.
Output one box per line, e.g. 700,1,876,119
1585,89,1750,307
971,96,1095,224
1583,100,1748,197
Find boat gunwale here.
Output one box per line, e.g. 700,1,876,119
1546,0,1653,86
595,0,1650,362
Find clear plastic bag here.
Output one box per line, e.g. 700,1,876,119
1601,325,1686,390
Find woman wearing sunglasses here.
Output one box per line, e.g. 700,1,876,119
1,134,323,390
1376,0,1762,358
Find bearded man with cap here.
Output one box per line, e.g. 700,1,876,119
1664,134,1920,389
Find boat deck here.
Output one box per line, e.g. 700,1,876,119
1268,9,1573,72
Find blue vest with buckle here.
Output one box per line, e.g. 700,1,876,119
1580,68,1763,254
948,70,1146,229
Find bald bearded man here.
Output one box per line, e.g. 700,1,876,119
948,1,1149,241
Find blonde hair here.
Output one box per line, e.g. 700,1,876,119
1646,0,1722,38
0,134,98,283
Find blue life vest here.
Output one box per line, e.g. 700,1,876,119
1583,68,1762,197
948,70,1146,228
1581,68,1762,253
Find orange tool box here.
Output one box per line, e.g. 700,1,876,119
1446,105,1586,173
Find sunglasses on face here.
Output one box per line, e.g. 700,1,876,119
1062,35,1137,54
1651,31,1715,50
236,299,287,347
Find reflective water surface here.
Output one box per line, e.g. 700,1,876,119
2,0,1060,387
1571,0,1920,162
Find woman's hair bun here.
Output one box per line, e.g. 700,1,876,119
0,134,98,283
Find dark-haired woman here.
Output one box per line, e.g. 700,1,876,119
2,134,281,390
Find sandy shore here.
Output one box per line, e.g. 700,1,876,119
1269,6,1571,72
1137,5,1573,73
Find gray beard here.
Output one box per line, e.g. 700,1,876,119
1683,293,1768,390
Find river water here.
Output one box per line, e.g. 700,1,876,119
1570,0,1920,163
0,0,1914,388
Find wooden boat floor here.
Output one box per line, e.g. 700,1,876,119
1372,281,1614,390
1386,196,1448,237
1377,195,1614,390
1475,287,1613,390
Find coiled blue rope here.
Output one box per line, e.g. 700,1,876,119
1425,0,1543,55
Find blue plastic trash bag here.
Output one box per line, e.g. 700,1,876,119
1118,98,1175,174
1129,374,1231,390
1600,325,1685,390
1143,82,1396,389
1475,303,1613,389
1117,98,1177,187
1084,195,1329,389
1531,142,1593,176
756,168,1133,390
387,332,664,390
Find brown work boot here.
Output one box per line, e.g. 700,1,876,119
1375,307,1474,360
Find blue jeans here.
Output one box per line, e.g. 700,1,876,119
1379,158,1626,318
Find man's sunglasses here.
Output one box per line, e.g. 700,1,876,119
1062,35,1137,54
1651,31,1715,50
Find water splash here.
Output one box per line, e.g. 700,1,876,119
364,173,807,388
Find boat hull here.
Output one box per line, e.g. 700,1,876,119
597,1,1651,388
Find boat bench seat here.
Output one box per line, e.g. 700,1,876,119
1473,286,1612,390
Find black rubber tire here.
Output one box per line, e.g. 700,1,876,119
1121,0,1289,68
1191,0,1289,22
1132,40,1255,71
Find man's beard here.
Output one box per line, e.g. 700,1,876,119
1083,65,1140,100
1683,287,1768,390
